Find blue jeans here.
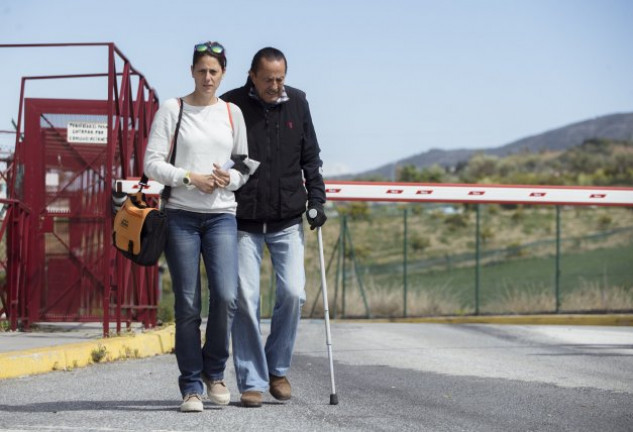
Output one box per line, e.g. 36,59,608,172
232,223,306,393
164,209,238,397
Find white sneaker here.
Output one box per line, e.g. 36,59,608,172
180,394,203,412
204,378,231,405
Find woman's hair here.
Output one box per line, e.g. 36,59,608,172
193,42,227,70
250,47,287,74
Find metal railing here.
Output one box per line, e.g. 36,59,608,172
0,43,160,336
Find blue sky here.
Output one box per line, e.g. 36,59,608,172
1,0,632,176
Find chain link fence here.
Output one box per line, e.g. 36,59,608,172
288,203,633,319
158,203,632,322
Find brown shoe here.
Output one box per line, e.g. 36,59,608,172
240,391,262,408
269,374,291,401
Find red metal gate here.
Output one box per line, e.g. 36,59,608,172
22,98,111,324
0,43,160,336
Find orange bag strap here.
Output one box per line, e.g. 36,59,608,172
226,102,234,133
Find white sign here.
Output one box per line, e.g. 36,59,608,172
45,172,59,187
67,121,108,144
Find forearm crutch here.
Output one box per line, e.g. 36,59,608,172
316,225,338,405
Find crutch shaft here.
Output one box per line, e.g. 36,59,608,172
317,226,338,404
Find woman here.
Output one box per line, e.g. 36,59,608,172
144,41,250,413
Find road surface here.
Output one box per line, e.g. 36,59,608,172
1,321,632,431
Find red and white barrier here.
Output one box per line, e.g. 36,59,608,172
324,181,633,207
115,179,163,196
115,179,633,207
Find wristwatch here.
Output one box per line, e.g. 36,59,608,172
183,172,192,186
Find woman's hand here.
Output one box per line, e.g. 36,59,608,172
190,172,217,194
211,163,230,189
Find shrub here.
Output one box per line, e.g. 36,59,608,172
480,226,495,244
91,344,108,363
444,213,468,231
511,207,524,222
345,244,371,260
337,202,370,221
410,234,431,252
506,242,527,258
597,214,612,230
157,301,174,324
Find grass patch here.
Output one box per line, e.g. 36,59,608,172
303,240,633,317
91,344,108,363
562,283,633,312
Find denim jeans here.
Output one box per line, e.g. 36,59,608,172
164,209,238,397
232,223,306,393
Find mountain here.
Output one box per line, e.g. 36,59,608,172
334,112,633,180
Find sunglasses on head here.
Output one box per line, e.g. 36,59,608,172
194,41,225,55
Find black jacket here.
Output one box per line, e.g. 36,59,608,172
222,82,326,232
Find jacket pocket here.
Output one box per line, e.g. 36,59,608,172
280,176,307,217
235,177,259,219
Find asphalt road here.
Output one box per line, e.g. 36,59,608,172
1,321,632,431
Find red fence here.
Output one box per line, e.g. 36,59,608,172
0,43,160,336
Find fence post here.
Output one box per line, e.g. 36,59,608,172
475,204,481,315
554,205,561,313
341,215,347,318
333,216,344,319
403,207,408,317
309,231,341,318
343,217,372,318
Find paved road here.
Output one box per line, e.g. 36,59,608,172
1,321,632,431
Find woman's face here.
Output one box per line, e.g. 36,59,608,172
191,55,225,97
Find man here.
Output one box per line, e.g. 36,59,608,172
222,47,327,408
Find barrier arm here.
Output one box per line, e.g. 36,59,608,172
114,179,633,207
322,181,633,207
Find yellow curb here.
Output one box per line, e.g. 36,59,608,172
344,314,633,326
0,325,175,380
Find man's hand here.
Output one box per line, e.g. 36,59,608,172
306,202,327,230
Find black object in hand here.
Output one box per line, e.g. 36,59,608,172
306,202,327,230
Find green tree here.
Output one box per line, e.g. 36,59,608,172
459,154,499,183
397,164,422,182
419,164,446,183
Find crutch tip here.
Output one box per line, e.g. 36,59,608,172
330,394,339,405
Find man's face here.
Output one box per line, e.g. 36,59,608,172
249,58,286,104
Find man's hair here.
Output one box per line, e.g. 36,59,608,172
250,47,287,74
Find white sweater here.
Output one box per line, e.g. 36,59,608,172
144,98,249,213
